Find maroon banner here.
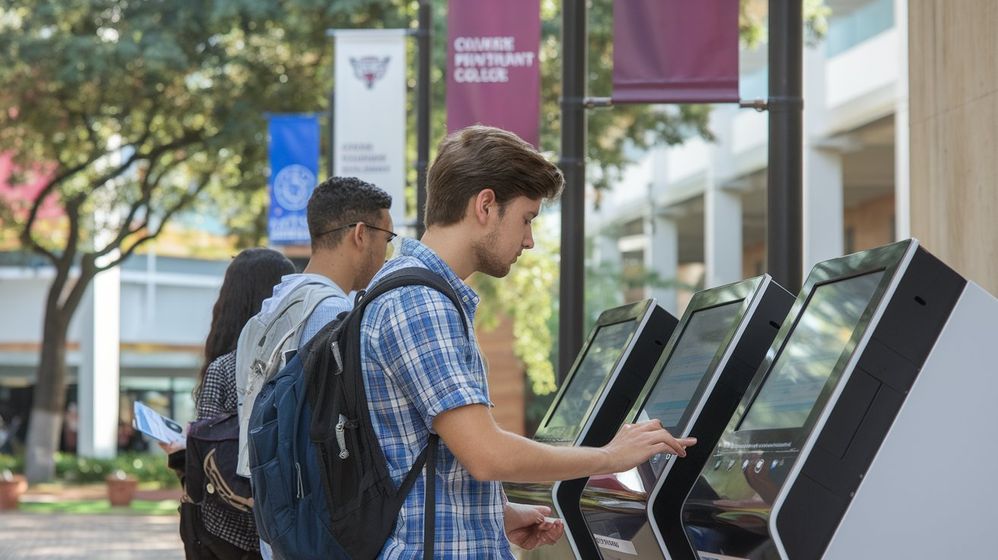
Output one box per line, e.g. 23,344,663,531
447,0,541,146
613,0,739,104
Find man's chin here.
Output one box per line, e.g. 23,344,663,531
482,264,512,278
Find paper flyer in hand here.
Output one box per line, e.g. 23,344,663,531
133,401,186,444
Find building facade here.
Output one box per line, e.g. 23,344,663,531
589,0,908,315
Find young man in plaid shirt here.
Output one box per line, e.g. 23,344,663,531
361,125,697,558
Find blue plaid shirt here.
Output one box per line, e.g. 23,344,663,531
361,238,513,559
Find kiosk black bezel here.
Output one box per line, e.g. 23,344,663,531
576,276,793,560
533,299,652,443
680,240,921,559
627,277,759,434
719,243,909,452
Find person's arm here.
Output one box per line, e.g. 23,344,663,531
433,404,696,483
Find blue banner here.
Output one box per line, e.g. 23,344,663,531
267,115,320,245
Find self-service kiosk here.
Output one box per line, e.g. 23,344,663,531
505,299,678,560
681,239,998,559
577,275,794,560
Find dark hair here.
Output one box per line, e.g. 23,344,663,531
307,176,392,250
193,248,295,403
424,125,564,227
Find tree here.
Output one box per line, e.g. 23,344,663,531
0,0,409,482
0,0,827,480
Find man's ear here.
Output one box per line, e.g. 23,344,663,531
350,222,366,247
473,188,497,225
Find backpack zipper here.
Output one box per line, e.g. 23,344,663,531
292,462,304,499
335,414,350,459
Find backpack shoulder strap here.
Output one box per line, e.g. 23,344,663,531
254,279,332,345
286,285,346,355
354,267,470,336
256,282,344,376
347,267,466,560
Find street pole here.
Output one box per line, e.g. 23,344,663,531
767,0,804,292
334,36,336,178
415,0,431,238
558,0,586,382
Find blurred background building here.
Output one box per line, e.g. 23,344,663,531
589,0,910,316
1,0,995,454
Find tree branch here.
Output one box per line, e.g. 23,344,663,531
59,195,84,270
93,154,188,259
20,153,99,250
43,195,85,311
60,253,97,321
133,97,162,152
99,172,213,272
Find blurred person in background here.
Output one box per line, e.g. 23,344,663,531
164,247,295,560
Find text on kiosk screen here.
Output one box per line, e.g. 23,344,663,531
642,301,742,432
739,271,885,431
543,321,637,439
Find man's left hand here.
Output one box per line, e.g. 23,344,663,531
504,502,564,550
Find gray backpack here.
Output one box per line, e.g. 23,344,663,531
235,279,342,477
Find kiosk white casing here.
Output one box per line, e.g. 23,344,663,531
681,239,998,560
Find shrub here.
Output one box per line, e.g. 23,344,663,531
54,452,179,487
0,453,24,474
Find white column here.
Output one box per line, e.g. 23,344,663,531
894,0,910,241
802,40,845,274
803,148,845,271
645,211,679,314
77,257,121,459
705,186,743,288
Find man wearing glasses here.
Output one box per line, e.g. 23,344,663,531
270,175,397,346
236,176,395,559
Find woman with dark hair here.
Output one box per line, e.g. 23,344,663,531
165,247,295,560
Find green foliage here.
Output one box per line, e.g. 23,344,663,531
0,0,413,251
0,452,178,486
474,218,699,403
740,0,832,48
0,0,830,448
54,452,180,487
474,219,559,396
0,0,415,481
0,453,24,474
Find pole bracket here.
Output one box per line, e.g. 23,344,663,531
739,99,769,112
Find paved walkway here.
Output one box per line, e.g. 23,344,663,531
0,512,184,559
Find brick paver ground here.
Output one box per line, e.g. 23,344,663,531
0,512,184,559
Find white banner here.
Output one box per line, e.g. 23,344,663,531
334,29,408,230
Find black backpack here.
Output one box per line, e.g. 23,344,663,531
186,412,254,515
308,267,469,558
182,412,260,560
250,267,468,560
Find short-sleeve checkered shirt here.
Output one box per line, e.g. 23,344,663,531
361,238,513,559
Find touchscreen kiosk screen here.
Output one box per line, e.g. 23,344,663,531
642,301,742,432
739,271,885,431
543,320,636,440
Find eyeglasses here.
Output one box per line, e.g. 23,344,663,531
317,222,399,258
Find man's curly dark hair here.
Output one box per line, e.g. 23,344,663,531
306,177,392,250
